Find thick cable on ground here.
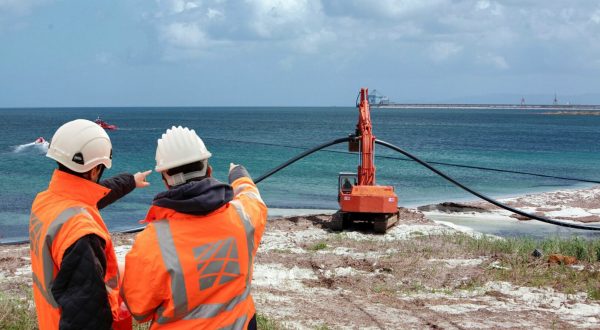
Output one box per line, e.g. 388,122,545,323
375,139,600,231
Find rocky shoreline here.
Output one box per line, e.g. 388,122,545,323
420,185,600,223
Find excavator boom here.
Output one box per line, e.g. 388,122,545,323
357,88,376,186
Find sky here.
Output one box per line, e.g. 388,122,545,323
1,0,600,107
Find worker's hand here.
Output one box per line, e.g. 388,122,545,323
134,170,152,188
229,163,240,172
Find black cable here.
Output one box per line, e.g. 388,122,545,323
401,159,600,184
203,137,600,185
375,139,600,231
255,137,351,183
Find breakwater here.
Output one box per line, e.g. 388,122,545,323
373,103,600,110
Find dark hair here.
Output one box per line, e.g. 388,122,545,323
57,162,104,181
57,163,88,177
166,160,207,180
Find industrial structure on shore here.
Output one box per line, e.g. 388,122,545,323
368,90,600,110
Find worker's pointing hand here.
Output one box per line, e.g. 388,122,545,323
229,163,239,173
134,170,152,188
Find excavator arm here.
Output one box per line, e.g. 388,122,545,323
357,88,376,186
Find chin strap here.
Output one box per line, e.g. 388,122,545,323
164,170,206,187
95,165,106,183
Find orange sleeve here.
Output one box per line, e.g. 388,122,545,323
231,177,268,251
121,225,168,322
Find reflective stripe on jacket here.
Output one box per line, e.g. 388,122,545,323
29,170,123,330
122,175,267,330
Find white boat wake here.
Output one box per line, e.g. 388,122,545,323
12,141,49,153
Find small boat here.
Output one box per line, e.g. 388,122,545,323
34,137,46,144
95,117,117,130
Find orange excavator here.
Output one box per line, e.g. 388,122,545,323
332,88,399,233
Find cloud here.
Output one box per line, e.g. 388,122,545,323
154,0,201,16
248,0,321,39
0,0,51,29
293,28,336,54
141,0,600,77
429,42,463,62
322,0,449,20
0,0,49,15
150,0,331,60
592,9,600,24
160,22,208,49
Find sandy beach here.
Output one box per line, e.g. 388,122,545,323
2,185,600,329
445,184,600,223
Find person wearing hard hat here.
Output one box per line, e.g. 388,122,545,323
29,119,151,330
122,126,267,330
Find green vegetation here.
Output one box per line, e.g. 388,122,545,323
371,284,398,294
0,302,283,330
436,233,600,298
257,313,282,330
330,232,347,241
308,242,328,251
0,293,36,330
450,234,600,263
0,291,152,330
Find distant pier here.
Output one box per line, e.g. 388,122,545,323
371,103,600,110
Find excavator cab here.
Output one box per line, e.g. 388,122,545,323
338,172,357,195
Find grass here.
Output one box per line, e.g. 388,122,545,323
307,242,328,251
0,303,283,330
372,283,398,294
434,233,600,298
0,291,152,330
324,233,600,300
377,232,600,298
0,293,36,330
447,234,600,263
257,313,282,330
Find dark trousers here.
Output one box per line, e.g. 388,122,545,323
247,314,257,330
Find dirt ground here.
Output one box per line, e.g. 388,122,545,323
250,209,600,329
2,204,600,329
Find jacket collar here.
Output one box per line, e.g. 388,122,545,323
48,169,110,206
151,178,234,216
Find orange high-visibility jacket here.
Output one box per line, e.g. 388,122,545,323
29,170,124,330
122,176,267,330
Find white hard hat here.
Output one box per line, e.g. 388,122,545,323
155,126,212,173
46,119,112,173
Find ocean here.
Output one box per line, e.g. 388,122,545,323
1,107,600,241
